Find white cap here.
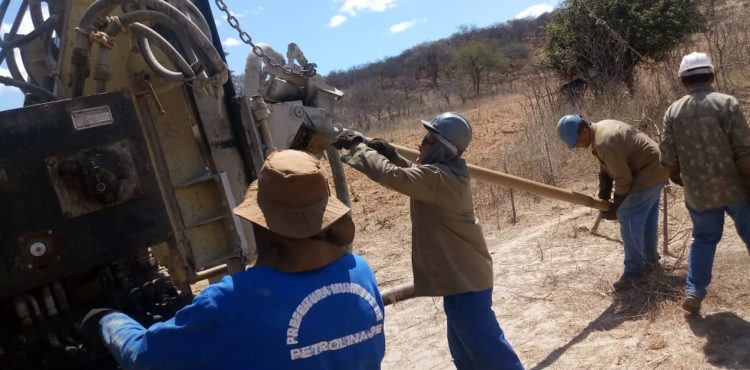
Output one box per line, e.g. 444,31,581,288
679,52,714,77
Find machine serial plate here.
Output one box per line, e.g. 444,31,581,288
71,106,114,130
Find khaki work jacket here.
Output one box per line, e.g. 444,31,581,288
591,120,668,196
343,143,493,297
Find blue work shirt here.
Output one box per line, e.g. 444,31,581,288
99,253,385,370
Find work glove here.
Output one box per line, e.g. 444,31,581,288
597,170,614,200
600,193,627,221
79,308,117,341
331,130,364,150
367,138,399,161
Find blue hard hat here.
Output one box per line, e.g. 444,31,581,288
557,114,583,149
421,112,472,155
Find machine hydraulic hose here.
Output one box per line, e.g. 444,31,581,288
73,0,227,96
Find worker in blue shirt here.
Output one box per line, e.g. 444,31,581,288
82,149,385,370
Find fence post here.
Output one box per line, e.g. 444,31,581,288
544,139,556,186
504,162,518,224
661,184,669,256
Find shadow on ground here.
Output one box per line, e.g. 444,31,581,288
687,312,750,368
530,268,684,370
590,232,623,245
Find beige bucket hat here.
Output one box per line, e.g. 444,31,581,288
233,150,351,239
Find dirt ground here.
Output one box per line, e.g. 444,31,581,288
345,94,750,369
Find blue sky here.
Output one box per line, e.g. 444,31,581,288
0,0,557,110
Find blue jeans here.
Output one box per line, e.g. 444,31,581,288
443,289,523,370
686,200,750,298
617,182,666,273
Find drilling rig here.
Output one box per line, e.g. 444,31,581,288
0,0,346,368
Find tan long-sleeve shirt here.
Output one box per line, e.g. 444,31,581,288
343,143,493,297
591,120,668,196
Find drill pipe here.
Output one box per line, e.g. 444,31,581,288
381,283,415,306
387,143,611,212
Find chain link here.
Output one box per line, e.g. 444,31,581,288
213,0,316,78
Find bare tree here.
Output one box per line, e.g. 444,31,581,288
454,41,511,96
409,41,450,87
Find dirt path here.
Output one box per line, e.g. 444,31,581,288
377,200,750,370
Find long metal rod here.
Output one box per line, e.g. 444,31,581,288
590,213,603,234
390,143,611,211
381,283,416,306
187,263,228,283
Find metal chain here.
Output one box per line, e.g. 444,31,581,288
214,0,317,78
